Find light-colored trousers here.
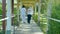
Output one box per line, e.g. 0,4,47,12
21,14,26,23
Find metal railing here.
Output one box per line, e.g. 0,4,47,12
47,17,60,22
0,14,15,21
42,15,60,22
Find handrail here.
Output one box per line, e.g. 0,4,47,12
47,17,60,22
0,14,15,21
42,15,60,22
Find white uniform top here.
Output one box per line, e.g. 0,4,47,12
27,7,33,15
20,8,26,15
20,8,26,22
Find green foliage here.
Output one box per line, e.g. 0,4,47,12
0,31,2,34
14,8,17,14
41,0,48,14
13,8,20,26
33,13,38,22
48,20,60,34
0,4,2,15
0,4,2,34
40,14,47,34
33,13,47,34
13,16,19,26
0,4,2,19
48,3,60,34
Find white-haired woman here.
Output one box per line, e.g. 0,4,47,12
27,6,33,24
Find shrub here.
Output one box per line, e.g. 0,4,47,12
47,4,60,34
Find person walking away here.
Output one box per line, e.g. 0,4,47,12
20,5,26,23
27,6,33,24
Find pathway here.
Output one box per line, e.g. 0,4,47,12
11,20,43,34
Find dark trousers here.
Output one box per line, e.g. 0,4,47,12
27,14,32,24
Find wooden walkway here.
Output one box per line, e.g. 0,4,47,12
11,20,43,34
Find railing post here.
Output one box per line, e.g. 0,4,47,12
2,0,6,34
6,0,12,34
38,0,41,26
11,0,14,26
34,2,36,14
46,0,52,34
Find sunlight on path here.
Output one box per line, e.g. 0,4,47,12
11,20,43,34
